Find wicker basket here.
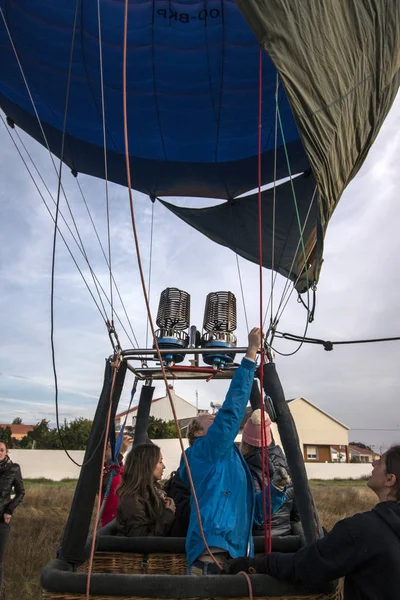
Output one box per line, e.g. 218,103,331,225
77,551,187,575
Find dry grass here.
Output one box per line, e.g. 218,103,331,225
2,480,76,600
2,479,376,600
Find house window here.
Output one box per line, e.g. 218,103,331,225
306,445,319,460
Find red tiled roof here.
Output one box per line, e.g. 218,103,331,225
0,424,35,435
349,445,377,455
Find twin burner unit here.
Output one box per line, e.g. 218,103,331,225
154,287,237,368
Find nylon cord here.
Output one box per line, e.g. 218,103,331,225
122,0,223,572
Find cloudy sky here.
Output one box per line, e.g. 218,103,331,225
0,94,399,455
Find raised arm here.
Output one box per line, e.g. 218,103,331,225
198,328,260,461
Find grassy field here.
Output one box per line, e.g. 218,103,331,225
2,479,376,600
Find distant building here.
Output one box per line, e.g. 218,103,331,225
349,444,380,463
238,397,350,463
115,386,198,430
0,424,35,441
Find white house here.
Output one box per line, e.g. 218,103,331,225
115,385,198,430
238,397,350,463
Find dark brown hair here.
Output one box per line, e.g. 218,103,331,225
385,445,400,501
117,443,163,518
0,440,8,452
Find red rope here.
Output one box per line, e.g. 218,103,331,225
122,0,222,572
86,359,120,599
257,44,273,555
239,571,254,600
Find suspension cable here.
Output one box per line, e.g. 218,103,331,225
97,0,114,323
236,254,250,335
257,44,272,556
145,201,155,348
75,178,140,348
270,73,279,329
86,358,120,600
121,0,224,572
1,114,109,323
273,187,317,325
9,123,138,348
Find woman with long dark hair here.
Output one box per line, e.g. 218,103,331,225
0,440,25,589
116,443,176,537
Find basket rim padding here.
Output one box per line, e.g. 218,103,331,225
42,558,337,598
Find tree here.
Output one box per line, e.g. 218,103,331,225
350,441,373,452
0,426,13,447
22,418,93,450
57,418,93,450
12,417,22,425
147,416,178,439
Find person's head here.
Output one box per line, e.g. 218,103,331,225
105,441,112,464
0,441,8,462
187,413,215,446
240,409,272,457
367,445,400,502
117,443,164,508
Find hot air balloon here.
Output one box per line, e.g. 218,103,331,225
1,1,399,599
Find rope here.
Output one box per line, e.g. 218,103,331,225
122,0,223,571
257,45,272,555
145,201,155,348
239,571,254,600
0,6,117,325
97,0,114,323
86,358,120,600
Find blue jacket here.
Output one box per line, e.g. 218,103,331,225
180,357,285,566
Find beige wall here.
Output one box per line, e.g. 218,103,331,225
10,446,371,481
286,398,349,448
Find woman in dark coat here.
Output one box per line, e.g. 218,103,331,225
0,440,25,588
240,409,301,537
225,445,400,600
116,443,176,537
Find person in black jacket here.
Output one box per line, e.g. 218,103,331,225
241,409,301,537
163,470,191,537
0,440,25,589
224,444,400,600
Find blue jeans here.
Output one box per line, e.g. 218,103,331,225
188,556,227,575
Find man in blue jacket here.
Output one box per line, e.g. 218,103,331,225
180,327,286,572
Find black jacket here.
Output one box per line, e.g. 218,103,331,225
245,445,301,537
0,459,25,518
116,493,175,537
244,501,400,600
163,471,191,537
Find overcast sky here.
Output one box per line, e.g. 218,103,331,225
0,94,399,455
